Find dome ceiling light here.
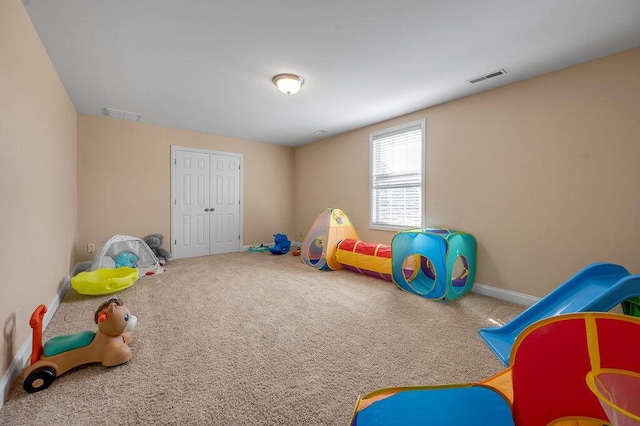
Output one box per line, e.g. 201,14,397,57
272,73,304,95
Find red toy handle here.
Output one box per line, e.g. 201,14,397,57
29,305,47,365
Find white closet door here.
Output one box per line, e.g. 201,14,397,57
173,148,242,259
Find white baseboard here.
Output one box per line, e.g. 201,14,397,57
0,261,90,409
472,282,540,307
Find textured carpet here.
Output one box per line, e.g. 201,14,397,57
1,252,524,425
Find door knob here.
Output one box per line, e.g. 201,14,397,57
204,208,209,212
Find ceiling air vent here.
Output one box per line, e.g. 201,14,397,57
104,107,141,121
468,69,507,84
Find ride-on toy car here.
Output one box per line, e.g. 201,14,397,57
23,297,136,393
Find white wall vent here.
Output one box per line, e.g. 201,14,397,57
468,69,507,84
104,107,142,121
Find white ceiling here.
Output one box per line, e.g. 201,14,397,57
24,0,640,147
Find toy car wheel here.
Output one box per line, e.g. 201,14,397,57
23,367,56,393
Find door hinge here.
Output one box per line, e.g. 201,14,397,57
238,234,240,240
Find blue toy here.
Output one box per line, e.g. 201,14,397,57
479,262,640,366
269,233,291,255
114,251,138,268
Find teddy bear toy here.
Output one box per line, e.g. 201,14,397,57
144,233,172,265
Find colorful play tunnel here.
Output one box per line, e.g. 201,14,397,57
300,209,478,301
391,228,477,300
335,239,392,281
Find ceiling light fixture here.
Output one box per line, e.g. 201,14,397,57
272,73,304,95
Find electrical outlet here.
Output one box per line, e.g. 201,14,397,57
87,243,96,253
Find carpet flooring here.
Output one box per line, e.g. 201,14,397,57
0,252,524,425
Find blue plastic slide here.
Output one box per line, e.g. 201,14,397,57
478,262,640,366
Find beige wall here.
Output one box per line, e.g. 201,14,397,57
77,115,294,261
0,0,78,378
294,48,640,297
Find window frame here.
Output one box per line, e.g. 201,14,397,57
369,119,426,231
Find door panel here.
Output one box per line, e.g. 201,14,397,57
175,150,210,258
173,149,241,259
210,154,240,255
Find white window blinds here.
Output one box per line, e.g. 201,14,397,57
370,121,424,229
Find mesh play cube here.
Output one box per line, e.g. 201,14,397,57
391,228,477,300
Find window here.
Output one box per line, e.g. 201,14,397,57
370,119,425,230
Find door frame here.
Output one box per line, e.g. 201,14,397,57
171,145,244,259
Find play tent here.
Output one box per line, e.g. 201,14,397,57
301,208,359,270
89,234,163,276
351,312,640,425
